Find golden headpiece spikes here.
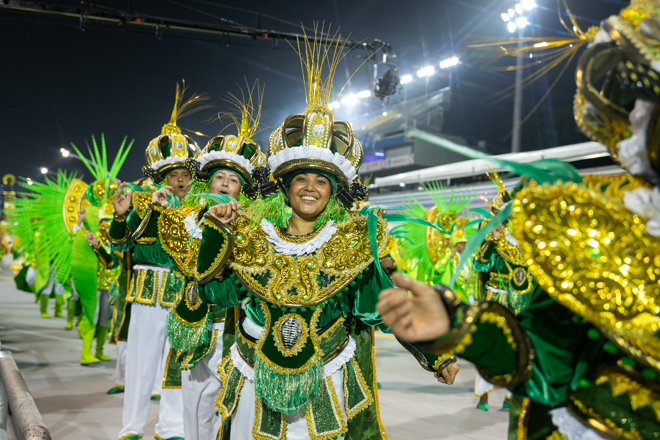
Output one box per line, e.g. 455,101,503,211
162,80,213,135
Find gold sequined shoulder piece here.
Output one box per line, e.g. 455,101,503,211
229,212,390,307
158,205,203,276
133,192,152,219
511,179,660,371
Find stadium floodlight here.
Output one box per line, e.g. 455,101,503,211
400,74,413,84
416,66,435,78
357,90,372,99
340,94,358,106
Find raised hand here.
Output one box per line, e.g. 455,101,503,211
377,272,451,343
113,180,132,217
207,200,241,224
77,209,86,225
152,186,172,208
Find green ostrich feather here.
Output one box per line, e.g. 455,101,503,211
70,133,134,207
71,232,99,324
12,172,79,284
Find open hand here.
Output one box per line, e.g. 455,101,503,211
207,200,241,224
113,180,132,217
377,273,451,343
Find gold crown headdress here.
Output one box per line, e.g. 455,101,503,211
143,81,213,183
267,24,365,194
190,81,267,186
574,0,660,184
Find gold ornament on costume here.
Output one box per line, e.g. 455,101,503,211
267,24,366,191
229,211,389,308
511,179,660,371
574,0,660,180
62,179,89,233
157,205,202,277
144,81,212,182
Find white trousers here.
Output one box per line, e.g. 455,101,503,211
118,303,184,439
114,340,127,387
474,370,512,398
181,322,225,440
230,367,346,440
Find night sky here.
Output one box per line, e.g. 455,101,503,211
0,0,625,185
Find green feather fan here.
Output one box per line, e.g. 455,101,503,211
71,232,99,324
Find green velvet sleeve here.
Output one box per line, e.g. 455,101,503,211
94,245,118,269
351,263,392,328
108,211,140,251
195,215,234,284
198,276,241,308
472,241,496,273
417,297,534,389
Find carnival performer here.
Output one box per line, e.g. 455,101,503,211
109,82,211,440
72,209,119,364
470,173,533,410
151,85,268,440
378,2,660,438
196,28,459,440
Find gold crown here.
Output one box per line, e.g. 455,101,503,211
194,135,266,185
266,24,364,191
574,0,660,180
192,81,267,185
143,82,212,182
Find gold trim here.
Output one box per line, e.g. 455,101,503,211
517,397,530,440
158,271,182,308
161,347,181,389
343,358,374,419
108,222,131,245
272,313,309,357
196,216,233,283
305,376,348,440
432,352,456,372
119,434,143,440
370,327,388,439
131,205,153,244
317,316,345,341
252,398,286,440
254,303,323,375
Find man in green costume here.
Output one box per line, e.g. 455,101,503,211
109,83,210,440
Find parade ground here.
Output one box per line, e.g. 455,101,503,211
0,273,509,440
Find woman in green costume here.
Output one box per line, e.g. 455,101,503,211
195,30,459,440
378,3,660,439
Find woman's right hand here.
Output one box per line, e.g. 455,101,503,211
113,180,132,217
207,200,241,224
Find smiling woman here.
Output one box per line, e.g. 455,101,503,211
193,27,458,440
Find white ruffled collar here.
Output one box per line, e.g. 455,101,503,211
260,218,337,256
184,213,203,239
